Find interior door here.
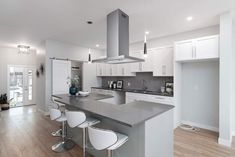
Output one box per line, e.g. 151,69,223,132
8,66,35,107
52,60,71,95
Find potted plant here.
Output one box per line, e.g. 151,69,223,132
0,94,10,110
69,76,80,96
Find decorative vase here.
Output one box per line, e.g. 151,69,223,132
69,86,78,95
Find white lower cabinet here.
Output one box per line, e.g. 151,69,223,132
91,88,125,105
125,92,177,128
125,92,173,105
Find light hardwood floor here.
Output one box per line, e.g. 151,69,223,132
0,106,234,157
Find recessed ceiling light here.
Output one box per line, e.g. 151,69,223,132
96,44,100,47
145,31,150,35
186,16,193,21
87,21,93,24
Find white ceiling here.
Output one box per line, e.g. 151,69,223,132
0,0,234,50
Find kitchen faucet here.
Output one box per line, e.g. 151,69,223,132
142,79,148,91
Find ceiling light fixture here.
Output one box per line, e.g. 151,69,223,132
88,48,92,64
95,44,100,48
186,16,193,21
143,31,149,58
18,45,30,54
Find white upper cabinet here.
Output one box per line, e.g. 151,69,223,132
117,64,135,76
174,40,194,61
174,35,219,61
96,63,135,77
195,35,219,59
105,64,117,76
130,51,153,72
152,47,174,76
96,63,106,76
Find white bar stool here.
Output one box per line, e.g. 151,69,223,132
65,111,100,157
51,97,67,137
49,108,75,152
88,127,128,157
50,102,62,137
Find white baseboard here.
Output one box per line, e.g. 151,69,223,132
218,138,232,147
37,108,49,116
181,120,219,132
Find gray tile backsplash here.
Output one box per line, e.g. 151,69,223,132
101,72,173,92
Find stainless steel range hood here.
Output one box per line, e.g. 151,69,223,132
93,9,144,64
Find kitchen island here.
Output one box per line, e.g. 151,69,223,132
54,93,174,157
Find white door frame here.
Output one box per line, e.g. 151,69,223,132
7,64,36,106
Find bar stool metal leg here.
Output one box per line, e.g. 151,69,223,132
107,150,113,157
51,128,62,137
82,128,87,157
51,121,75,153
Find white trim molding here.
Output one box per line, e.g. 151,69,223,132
218,138,232,147
181,120,219,132
232,131,235,136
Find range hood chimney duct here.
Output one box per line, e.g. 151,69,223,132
92,9,144,64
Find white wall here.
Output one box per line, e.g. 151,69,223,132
181,61,219,131
219,12,233,146
232,15,235,135
44,40,105,111
36,47,46,112
0,46,36,94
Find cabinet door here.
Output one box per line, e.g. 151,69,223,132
152,49,163,76
96,63,106,76
175,40,194,61
142,52,153,72
161,47,174,76
96,63,102,76
152,48,173,76
195,35,219,59
130,52,143,72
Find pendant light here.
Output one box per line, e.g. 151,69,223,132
88,48,92,64
143,31,149,58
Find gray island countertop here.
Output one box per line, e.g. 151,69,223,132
54,93,174,127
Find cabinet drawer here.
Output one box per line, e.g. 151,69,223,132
126,92,173,105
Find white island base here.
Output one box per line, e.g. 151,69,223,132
67,109,173,157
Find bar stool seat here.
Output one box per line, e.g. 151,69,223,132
78,117,100,128
88,126,128,157
107,132,128,150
